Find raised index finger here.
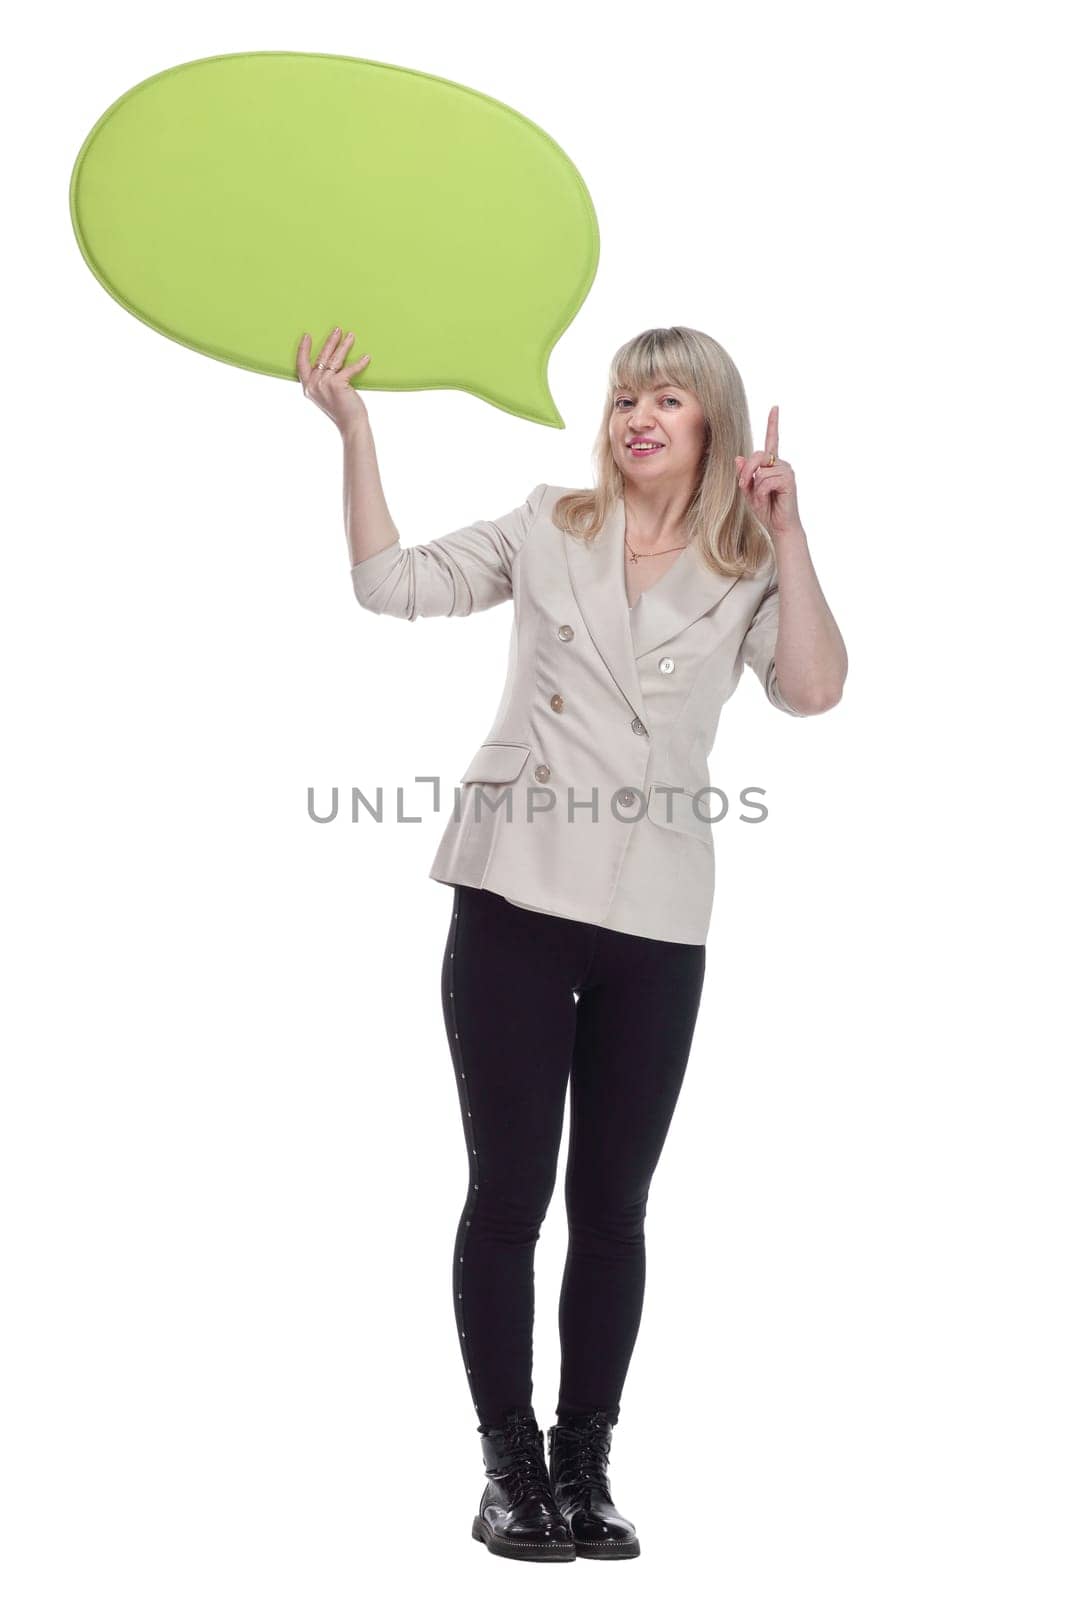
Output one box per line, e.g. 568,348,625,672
765,405,780,458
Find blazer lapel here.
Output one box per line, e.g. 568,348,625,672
563,497,743,722
629,538,742,657
563,497,646,724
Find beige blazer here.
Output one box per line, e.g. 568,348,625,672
350,482,809,944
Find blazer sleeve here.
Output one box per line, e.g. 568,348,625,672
350,482,549,620
741,577,809,716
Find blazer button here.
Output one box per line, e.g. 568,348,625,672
631,716,647,736
659,656,675,674
557,624,574,641
550,693,565,712
619,789,637,807
534,763,551,782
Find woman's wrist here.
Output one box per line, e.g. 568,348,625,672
340,413,371,447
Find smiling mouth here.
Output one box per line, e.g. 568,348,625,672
628,442,664,454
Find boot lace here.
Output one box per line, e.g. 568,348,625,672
491,1415,550,1497
557,1410,614,1494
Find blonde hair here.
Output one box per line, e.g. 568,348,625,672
553,326,774,581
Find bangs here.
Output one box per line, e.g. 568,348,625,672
613,364,688,396
612,345,696,398
611,325,707,398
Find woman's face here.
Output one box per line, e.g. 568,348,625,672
609,379,708,490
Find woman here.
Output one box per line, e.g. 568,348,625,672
298,324,847,1563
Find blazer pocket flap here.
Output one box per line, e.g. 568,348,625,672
460,742,532,784
646,784,713,844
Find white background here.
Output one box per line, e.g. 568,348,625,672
3,2,1063,1594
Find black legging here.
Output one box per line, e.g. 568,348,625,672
441,885,706,1431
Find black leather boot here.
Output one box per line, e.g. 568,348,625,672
471,1408,576,1561
547,1409,640,1558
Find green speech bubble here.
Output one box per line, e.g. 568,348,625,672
69,51,600,427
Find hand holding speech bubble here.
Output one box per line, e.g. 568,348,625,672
69,51,599,427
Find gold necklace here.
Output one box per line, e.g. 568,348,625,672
624,533,689,564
